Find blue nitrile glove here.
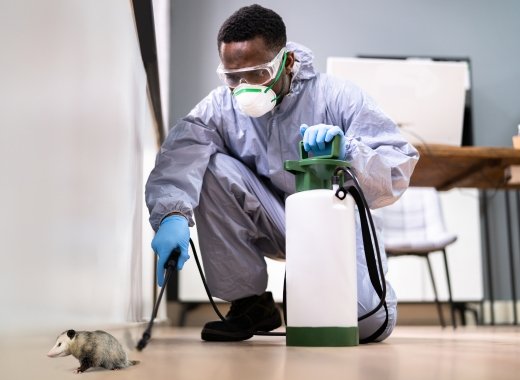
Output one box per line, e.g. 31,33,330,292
151,214,190,287
300,124,346,158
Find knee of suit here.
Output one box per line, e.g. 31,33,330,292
358,287,397,342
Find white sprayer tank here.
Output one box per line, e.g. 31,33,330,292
285,187,358,346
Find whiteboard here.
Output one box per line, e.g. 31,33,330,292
327,57,468,147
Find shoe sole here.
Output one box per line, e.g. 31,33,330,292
201,314,282,342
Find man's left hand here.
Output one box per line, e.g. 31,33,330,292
300,123,345,153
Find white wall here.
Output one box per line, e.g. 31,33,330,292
153,0,171,132
0,0,160,334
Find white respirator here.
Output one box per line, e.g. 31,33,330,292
233,84,278,118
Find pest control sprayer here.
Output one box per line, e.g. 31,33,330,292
284,136,388,346
137,136,388,351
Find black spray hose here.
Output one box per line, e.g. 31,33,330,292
189,238,286,336
136,249,181,351
334,166,389,342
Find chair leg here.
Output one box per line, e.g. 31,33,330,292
426,255,446,328
442,248,457,328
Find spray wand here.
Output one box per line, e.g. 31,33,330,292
136,249,180,351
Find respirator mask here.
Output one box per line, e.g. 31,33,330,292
216,48,287,118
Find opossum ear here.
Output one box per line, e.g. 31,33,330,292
67,330,76,339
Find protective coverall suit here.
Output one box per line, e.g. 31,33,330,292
146,42,419,341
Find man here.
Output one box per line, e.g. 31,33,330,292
146,4,418,343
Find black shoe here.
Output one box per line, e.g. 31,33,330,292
201,291,282,342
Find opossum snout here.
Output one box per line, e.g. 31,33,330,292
47,347,67,358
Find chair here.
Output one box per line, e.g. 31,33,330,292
381,187,457,328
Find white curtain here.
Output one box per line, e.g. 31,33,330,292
0,0,162,334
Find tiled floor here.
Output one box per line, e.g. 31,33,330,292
3,325,520,380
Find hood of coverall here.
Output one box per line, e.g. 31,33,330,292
285,41,317,91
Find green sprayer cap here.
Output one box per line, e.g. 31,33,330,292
284,135,350,192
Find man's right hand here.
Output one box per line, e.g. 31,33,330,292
151,214,190,287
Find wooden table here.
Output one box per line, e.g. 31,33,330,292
410,144,520,190
409,144,520,325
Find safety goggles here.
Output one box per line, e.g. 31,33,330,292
216,48,286,88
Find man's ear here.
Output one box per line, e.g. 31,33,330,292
284,51,295,73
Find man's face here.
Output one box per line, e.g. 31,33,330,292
219,36,294,98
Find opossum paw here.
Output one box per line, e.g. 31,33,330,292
73,368,84,374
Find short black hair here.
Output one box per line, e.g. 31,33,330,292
217,4,287,53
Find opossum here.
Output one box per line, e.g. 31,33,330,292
47,329,139,373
